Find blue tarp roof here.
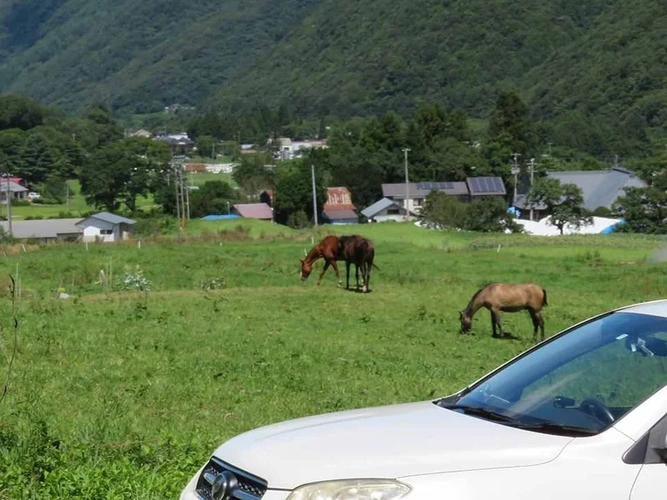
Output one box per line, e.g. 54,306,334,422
201,214,241,220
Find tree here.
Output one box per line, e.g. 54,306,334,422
527,178,592,234
80,137,170,212
613,187,667,234
488,91,535,157
189,181,236,218
273,161,326,227
0,95,45,131
420,191,468,229
232,153,273,196
195,135,218,159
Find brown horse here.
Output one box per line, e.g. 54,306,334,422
339,235,376,293
300,235,375,291
459,283,548,341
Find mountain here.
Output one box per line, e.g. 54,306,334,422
0,0,321,112
1,0,666,155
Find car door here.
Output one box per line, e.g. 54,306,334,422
628,413,667,500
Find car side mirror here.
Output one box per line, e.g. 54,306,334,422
647,418,667,464
624,413,667,465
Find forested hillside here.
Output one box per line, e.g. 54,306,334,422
0,0,320,112
1,0,667,156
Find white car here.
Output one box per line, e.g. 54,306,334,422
181,299,667,500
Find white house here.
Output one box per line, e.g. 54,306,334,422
361,198,417,222
76,212,137,243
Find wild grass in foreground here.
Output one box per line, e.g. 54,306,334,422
0,223,665,498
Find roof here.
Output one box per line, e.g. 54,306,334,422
323,208,358,221
466,177,506,196
324,187,356,210
233,203,273,220
361,198,414,218
77,212,137,226
548,168,647,210
382,179,490,199
0,218,82,239
0,180,29,192
514,168,648,211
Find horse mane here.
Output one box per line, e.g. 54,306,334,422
463,284,491,314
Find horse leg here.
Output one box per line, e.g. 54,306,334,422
364,261,371,292
539,312,545,341
490,310,497,337
316,261,330,286
331,260,342,288
491,308,504,338
345,261,351,289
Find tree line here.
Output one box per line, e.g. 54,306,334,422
0,93,664,234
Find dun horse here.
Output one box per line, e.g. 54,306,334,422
300,235,376,292
459,283,548,341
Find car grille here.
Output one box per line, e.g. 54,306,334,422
196,457,268,500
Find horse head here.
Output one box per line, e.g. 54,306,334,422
459,310,472,334
300,258,313,281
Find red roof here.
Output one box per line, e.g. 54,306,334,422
233,203,273,220
324,187,356,210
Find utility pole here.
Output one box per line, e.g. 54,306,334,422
173,161,182,235
185,169,191,221
511,152,521,205
311,164,318,226
402,148,411,218
4,175,12,238
528,158,537,221
179,164,187,227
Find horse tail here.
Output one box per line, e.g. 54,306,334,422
372,263,380,271
542,288,548,307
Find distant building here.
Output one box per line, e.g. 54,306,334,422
232,203,273,220
381,177,505,214
0,180,29,202
513,167,647,219
322,187,358,225
0,218,82,243
361,198,416,222
77,212,137,243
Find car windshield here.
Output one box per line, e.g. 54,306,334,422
438,311,667,437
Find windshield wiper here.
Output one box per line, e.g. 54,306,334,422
442,404,518,424
512,422,598,437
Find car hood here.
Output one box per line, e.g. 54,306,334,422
212,401,572,489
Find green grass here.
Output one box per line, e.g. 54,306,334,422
187,171,236,187
0,223,665,498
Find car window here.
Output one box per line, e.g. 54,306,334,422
445,312,667,436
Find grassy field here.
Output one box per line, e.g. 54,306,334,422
0,221,665,498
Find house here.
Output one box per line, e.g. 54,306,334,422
76,212,137,243
322,187,358,225
232,203,273,220
0,218,82,243
0,180,29,202
361,198,416,222
513,167,648,219
382,178,503,214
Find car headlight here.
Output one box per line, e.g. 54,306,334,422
286,479,411,500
